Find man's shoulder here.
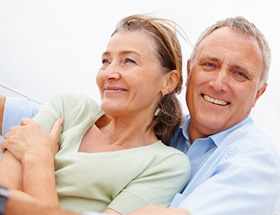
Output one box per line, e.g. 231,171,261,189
2,97,42,136
224,119,273,149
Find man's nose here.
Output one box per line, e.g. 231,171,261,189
209,69,229,92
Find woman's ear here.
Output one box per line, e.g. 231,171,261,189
162,70,178,94
187,60,191,76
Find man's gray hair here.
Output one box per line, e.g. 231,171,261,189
189,16,271,87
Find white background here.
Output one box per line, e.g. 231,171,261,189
0,0,279,151
0,0,280,211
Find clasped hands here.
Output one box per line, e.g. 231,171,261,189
0,118,63,162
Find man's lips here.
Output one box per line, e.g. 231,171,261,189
202,94,230,106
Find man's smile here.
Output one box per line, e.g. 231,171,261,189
202,94,229,106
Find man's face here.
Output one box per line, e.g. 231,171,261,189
186,27,267,142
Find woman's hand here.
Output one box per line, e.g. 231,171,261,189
0,118,63,162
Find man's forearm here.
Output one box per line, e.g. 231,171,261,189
0,96,6,136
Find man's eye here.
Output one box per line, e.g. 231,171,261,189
237,71,246,77
205,62,214,67
233,70,249,81
201,62,216,70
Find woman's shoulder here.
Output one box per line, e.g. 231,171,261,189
154,141,188,155
147,141,190,167
51,92,104,121
52,92,98,106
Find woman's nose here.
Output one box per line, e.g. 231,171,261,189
102,62,121,81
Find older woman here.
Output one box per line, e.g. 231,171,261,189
0,14,190,214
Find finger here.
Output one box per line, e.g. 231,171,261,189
20,117,34,126
50,118,64,139
0,140,8,153
9,125,21,132
5,125,21,139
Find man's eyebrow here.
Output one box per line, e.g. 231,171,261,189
231,64,250,75
197,55,220,64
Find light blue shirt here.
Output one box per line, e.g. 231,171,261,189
0,97,42,158
170,115,280,215
2,98,280,214
2,97,42,137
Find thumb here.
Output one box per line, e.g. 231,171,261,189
0,140,8,153
50,118,64,139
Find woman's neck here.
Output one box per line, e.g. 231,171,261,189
97,113,158,149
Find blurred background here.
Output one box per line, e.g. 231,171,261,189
1,0,279,150
0,0,280,211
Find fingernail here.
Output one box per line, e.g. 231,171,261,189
58,118,64,125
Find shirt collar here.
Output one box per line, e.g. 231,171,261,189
179,115,192,149
180,115,254,148
209,116,254,147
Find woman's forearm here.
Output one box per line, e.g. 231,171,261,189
0,151,23,190
22,152,59,207
6,189,76,215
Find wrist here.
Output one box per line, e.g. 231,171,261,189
22,153,55,173
22,151,54,165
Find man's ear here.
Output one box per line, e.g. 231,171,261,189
253,82,267,107
162,70,178,94
185,60,191,87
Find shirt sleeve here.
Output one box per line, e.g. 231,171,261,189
108,153,191,214
2,97,42,136
33,94,64,133
176,143,280,215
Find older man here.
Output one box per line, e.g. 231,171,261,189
1,16,280,215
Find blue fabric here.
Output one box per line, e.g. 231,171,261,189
170,115,280,215
2,97,42,136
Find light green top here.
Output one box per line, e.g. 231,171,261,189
34,93,190,214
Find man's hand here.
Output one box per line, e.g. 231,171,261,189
127,205,190,215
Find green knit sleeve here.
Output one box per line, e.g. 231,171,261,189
33,93,65,133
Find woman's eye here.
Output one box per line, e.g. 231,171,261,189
124,58,136,64
102,59,110,64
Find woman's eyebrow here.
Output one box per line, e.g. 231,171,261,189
119,50,141,57
102,50,140,58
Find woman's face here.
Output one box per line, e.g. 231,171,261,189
96,31,166,118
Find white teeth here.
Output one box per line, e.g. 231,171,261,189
203,95,228,106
